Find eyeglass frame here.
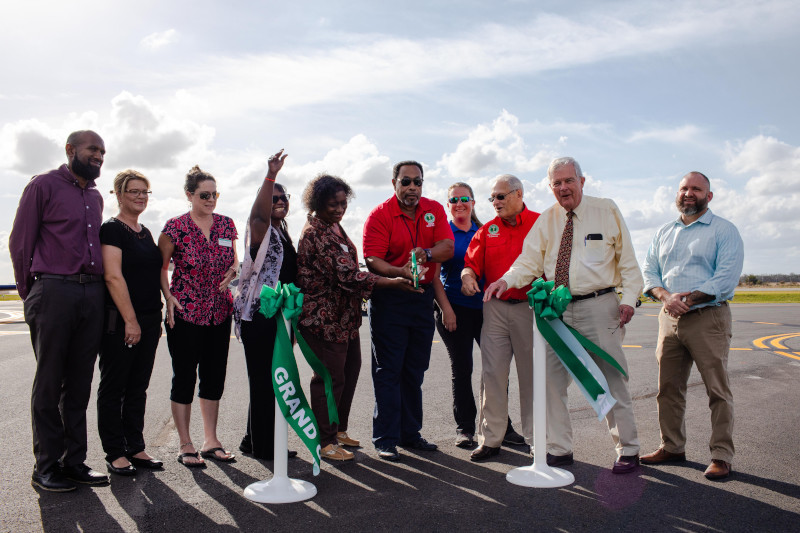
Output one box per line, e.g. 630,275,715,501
399,177,423,187
196,191,220,201
124,189,152,198
448,196,473,204
488,189,520,202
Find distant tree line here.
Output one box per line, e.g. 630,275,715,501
739,273,800,285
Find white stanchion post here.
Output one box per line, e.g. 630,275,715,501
506,314,574,488
244,317,317,503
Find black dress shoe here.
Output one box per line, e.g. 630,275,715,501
402,438,438,451
61,463,109,485
107,461,137,476
239,439,253,455
32,469,76,492
546,452,574,467
454,431,475,449
503,428,526,446
470,445,501,462
376,445,401,462
128,456,164,469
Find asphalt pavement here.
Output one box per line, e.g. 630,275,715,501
1,302,799,532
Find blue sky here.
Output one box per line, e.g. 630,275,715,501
2,0,799,283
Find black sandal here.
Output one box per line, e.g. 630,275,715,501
200,447,236,463
177,452,205,468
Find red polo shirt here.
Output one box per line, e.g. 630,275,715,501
465,206,539,301
363,196,454,284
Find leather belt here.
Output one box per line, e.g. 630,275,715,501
571,287,616,302
504,298,528,305
35,273,103,284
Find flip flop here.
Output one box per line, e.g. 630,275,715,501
200,447,236,463
177,452,206,468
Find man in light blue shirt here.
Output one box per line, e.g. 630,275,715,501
641,171,743,481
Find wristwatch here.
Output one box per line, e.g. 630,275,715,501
423,248,432,262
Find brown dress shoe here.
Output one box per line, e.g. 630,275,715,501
704,459,731,480
640,447,686,465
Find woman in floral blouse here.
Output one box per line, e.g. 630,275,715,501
158,166,238,467
297,174,418,462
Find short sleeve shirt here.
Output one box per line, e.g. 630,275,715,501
440,221,483,309
162,212,238,326
362,196,454,284
100,218,163,315
465,207,539,301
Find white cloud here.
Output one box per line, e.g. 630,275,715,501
627,125,703,144
140,29,178,51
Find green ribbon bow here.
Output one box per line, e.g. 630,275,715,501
260,282,339,476
527,278,626,418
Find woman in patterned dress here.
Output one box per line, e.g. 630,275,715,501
297,174,418,462
158,166,238,467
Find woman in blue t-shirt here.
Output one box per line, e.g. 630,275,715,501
432,182,483,448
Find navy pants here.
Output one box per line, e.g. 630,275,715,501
369,286,435,448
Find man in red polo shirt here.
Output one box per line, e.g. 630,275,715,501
461,174,539,461
363,160,454,462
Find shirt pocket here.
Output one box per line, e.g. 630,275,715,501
584,235,608,264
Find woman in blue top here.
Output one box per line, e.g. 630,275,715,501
433,182,483,448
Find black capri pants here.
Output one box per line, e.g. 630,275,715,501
166,315,232,404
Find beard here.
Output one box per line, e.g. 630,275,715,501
676,195,708,215
71,155,101,180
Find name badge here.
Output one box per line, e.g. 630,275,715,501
340,243,349,253
218,238,232,247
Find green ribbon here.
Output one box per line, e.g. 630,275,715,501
260,282,339,476
526,278,626,407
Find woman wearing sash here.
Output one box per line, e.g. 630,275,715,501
233,150,298,460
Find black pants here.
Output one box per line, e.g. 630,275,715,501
24,278,104,475
97,310,162,462
435,303,482,434
165,315,232,404
240,312,278,459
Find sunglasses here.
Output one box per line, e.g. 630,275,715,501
273,194,291,203
448,196,472,204
399,177,423,187
488,189,519,202
197,191,220,201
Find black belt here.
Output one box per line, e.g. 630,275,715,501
35,273,103,284
571,287,616,302
504,298,529,305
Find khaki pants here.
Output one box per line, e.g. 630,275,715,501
478,299,534,447
546,291,639,457
656,303,734,463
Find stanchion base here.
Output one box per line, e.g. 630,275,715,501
244,476,317,503
506,463,574,488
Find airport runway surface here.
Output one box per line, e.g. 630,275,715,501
1,301,798,532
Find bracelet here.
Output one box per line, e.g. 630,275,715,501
264,176,276,182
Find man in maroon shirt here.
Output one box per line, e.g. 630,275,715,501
9,130,110,491
461,174,539,461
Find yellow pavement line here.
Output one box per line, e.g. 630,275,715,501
775,351,800,361
752,332,800,361
752,333,797,349
622,345,642,348
730,348,752,350
754,321,781,325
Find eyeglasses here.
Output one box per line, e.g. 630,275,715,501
448,196,472,204
399,177,423,187
125,189,152,198
273,194,291,203
550,177,578,189
197,191,220,200
488,189,519,202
